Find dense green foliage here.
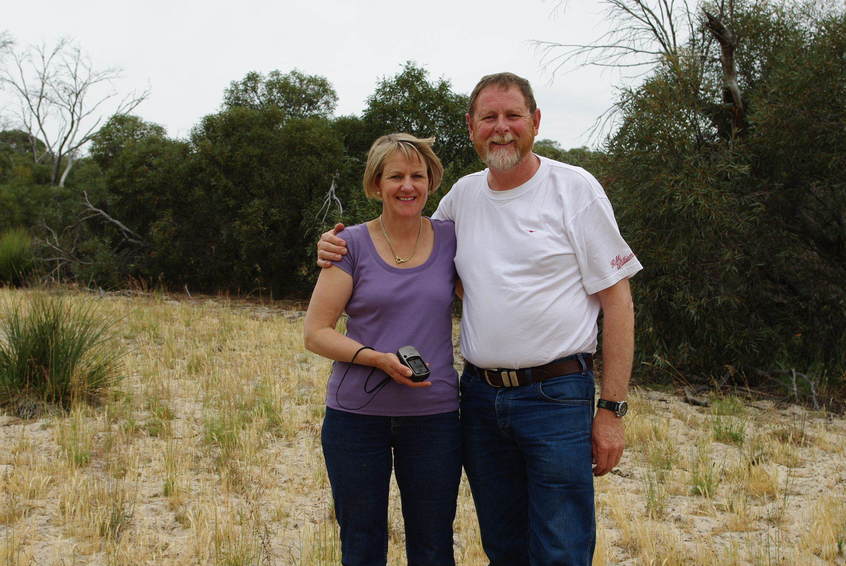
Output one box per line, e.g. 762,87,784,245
601,1,846,387
327,63,480,222
362,61,479,206
0,295,125,410
0,64,479,297
0,228,34,285
223,69,338,118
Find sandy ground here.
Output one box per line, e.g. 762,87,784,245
3,382,845,564
0,295,844,564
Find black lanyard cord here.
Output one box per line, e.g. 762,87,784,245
334,346,390,411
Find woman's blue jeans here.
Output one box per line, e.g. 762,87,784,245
321,407,462,566
460,365,596,566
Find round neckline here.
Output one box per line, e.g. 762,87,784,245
485,154,549,201
362,217,439,273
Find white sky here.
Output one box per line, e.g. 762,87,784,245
2,0,628,150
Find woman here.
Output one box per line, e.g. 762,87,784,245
303,133,460,566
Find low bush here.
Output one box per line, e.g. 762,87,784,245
0,228,34,286
0,294,125,412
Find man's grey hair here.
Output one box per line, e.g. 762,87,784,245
468,72,537,116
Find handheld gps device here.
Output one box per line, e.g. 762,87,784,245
396,345,430,382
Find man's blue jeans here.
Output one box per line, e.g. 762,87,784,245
321,407,462,566
460,363,596,566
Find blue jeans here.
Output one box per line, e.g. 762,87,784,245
321,407,462,566
460,362,596,566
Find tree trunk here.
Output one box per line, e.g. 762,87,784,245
704,10,746,136
58,152,75,187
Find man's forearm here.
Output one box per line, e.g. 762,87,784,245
596,279,635,401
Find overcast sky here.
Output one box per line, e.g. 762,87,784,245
2,0,629,150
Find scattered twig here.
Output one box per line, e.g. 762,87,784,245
683,386,711,407
755,368,822,410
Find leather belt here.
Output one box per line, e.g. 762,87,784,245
466,354,593,388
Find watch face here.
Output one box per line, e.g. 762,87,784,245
598,399,628,417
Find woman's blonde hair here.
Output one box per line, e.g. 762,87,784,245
362,133,444,199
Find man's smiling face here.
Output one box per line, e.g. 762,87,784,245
467,84,540,172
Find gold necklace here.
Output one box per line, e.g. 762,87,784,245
378,216,423,264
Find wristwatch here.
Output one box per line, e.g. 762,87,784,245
597,399,628,417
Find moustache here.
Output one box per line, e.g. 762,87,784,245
489,134,515,145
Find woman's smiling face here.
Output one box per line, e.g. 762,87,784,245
378,151,430,217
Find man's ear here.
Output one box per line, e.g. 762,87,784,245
532,108,541,136
465,112,474,140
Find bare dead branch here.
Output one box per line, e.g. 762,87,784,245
533,0,701,79
583,99,626,148
37,222,93,281
81,191,146,246
0,38,149,186
762,368,821,410
316,175,344,225
532,0,713,144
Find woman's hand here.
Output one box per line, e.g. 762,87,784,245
375,351,432,388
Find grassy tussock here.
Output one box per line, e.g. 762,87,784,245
0,288,843,564
0,294,125,411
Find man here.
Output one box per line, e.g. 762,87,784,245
318,72,641,566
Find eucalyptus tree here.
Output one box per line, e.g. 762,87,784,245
0,38,148,187
223,69,338,119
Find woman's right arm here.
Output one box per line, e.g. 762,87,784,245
303,267,430,388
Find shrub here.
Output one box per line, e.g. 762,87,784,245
603,3,846,387
0,228,34,286
0,294,125,412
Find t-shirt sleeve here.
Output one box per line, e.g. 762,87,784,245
567,194,642,295
431,184,456,221
434,219,457,259
335,228,357,277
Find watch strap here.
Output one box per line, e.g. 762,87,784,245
597,398,628,417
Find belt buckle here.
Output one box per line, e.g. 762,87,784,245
486,368,521,388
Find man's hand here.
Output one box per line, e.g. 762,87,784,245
592,409,624,476
317,223,348,268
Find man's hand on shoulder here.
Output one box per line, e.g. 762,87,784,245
317,223,348,268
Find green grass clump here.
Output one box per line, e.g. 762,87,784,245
0,228,34,286
0,294,125,412
711,396,745,416
712,415,746,445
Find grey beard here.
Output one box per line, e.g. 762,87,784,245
484,146,522,171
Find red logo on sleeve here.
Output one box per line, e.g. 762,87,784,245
611,253,635,270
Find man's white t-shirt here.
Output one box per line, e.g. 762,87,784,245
433,155,642,369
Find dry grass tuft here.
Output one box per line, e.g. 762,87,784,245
799,496,846,562
57,471,136,553
769,425,814,447
0,525,35,566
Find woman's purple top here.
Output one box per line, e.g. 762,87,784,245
326,219,458,416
